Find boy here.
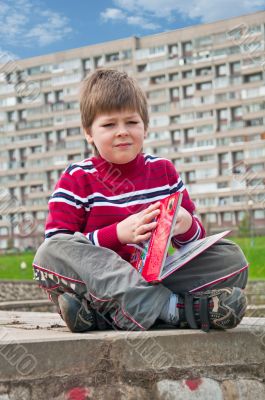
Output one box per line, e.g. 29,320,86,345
33,69,248,333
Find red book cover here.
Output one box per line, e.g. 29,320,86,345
130,192,183,283
129,193,231,283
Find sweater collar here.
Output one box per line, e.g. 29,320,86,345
93,153,145,180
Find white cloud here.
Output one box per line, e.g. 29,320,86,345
127,16,160,30
101,2,161,30
101,8,126,21
0,0,72,48
109,0,265,26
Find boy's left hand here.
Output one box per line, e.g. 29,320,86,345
172,206,193,236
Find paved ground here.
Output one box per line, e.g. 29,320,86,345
0,311,264,400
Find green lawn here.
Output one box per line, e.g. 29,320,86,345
0,236,264,280
0,251,35,280
230,236,265,280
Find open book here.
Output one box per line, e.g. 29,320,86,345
129,192,230,283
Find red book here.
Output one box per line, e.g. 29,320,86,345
130,193,230,283
130,192,183,282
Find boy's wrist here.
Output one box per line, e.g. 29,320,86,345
173,216,197,240
97,222,123,250
116,221,126,245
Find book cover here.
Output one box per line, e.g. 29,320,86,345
130,192,183,283
129,194,231,283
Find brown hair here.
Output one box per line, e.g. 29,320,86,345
80,69,149,154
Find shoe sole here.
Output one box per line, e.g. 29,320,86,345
209,287,247,329
58,293,96,333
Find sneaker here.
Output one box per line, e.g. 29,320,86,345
58,292,97,333
178,287,247,332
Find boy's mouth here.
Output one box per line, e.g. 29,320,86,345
115,143,132,147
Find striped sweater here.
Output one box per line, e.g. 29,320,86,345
45,153,206,262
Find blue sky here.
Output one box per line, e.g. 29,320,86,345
0,0,264,60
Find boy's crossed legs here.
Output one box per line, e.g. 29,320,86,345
33,232,248,333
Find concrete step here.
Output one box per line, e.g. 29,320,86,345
0,311,264,400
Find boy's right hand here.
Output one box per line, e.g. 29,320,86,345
117,202,161,245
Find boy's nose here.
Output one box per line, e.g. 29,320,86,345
116,124,129,135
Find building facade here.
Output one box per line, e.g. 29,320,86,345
0,11,265,250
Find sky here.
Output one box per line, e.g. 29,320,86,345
0,0,264,60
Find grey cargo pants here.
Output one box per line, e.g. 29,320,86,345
33,232,248,331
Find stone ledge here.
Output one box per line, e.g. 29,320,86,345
0,311,264,399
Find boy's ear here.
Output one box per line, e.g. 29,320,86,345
84,128,93,144
144,129,148,139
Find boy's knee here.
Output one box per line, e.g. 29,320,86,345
34,234,74,266
220,239,248,266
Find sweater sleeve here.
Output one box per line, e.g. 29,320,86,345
45,167,124,250
166,161,206,248
45,169,88,238
86,223,123,251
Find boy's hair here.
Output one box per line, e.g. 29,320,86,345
80,69,149,155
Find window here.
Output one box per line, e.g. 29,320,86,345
184,85,194,98
254,210,265,219
232,106,243,120
148,89,166,99
216,64,227,76
197,81,212,91
169,72,179,81
244,73,262,83
45,92,55,104
183,70,193,78
184,128,195,143
150,46,166,56
195,35,212,47
83,59,91,70
95,56,104,68
170,115,180,124
230,61,240,75
106,52,119,62
150,75,166,84
170,87,179,100
196,67,211,76
218,182,228,189
168,44,179,58
196,124,213,134
151,103,169,113
246,118,263,127
218,109,228,121
186,171,196,183
172,130,181,141
183,41,192,54
207,213,217,223
223,212,232,222
149,115,169,127
245,102,264,113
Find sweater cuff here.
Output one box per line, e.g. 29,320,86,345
97,223,123,251
172,217,201,246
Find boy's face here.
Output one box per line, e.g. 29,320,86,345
85,109,147,164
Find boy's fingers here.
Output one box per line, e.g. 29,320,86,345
136,231,152,242
142,209,160,222
135,220,157,237
149,201,160,208
142,202,160,214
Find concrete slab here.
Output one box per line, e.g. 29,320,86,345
0,311,264,400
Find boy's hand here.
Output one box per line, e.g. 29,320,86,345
172,206,193,236
117,202,161,245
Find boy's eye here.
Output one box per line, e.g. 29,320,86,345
128,121,138,124
102,123,114,127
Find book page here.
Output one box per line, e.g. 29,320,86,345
160,231,230,280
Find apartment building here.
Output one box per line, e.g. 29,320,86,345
0,11,265,250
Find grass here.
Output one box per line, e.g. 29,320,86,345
0,251,35,280
230,236,265,280
0,236,264,280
